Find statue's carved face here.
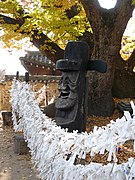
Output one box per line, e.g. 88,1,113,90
55,72,78,110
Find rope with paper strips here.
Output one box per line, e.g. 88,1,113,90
10,78,135,180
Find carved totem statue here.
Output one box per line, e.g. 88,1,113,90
55,41,107,132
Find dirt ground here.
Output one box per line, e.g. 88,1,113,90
0,119,40,180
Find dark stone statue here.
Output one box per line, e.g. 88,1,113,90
55,41,107,132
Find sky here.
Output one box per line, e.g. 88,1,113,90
0,49,26,75
98,0,117,8
0,0,134,75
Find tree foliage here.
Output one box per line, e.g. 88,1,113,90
0,0,134,61
120,36,135,60
0,0,90,51
132,0,135,4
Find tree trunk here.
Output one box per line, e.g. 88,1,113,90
112,49,135,98
87,45,116,116
80,0,134,116
88,66,115,116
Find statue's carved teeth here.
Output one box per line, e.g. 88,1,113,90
61,91,70,98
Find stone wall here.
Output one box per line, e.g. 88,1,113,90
0,75,60,111
0,80,12,111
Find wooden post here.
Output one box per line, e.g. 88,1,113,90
24,72,29,83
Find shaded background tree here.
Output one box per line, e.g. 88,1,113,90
112,35,135,98
0,0,135,116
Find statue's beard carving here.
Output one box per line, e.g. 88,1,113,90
55,91,77,110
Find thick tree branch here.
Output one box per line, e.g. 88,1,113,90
0,2,80,62
113,0,135,39
80,0,103,33
66,4,80,19
80,0,134,56
0,1,82,63
0,14,64,63
115,0,134,9
31,31,64,62
0,14,23,25
80,0,134,35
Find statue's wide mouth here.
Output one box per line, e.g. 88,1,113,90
60,91,70,99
